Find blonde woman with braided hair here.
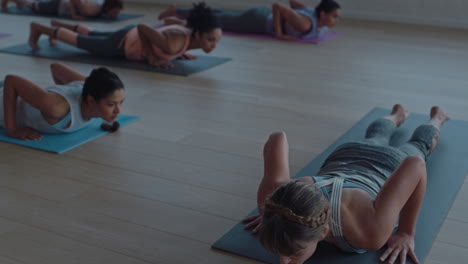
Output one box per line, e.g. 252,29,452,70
244,104,450,264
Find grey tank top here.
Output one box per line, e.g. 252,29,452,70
311,142,407,253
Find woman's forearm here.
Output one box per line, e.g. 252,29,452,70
3,76,19,134
137,24,168,52
138,31,159,62
397,175,426,236
272,4,284,37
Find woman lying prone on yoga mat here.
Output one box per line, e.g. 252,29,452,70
244,104,450,264
0,63,125,140
1,0,122,20
28,2,222,69
158,0,341,41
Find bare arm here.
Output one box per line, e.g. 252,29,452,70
354,156,426,264
163,17,187,26
289,0,307,9
373,156,426,239
50,63,86,85
272,3,301,40
136,25,171,67
137,24,188,67
137,24,171,54
70,0,86,20
243,132,292,232
257,132,291,211
3,75,67,139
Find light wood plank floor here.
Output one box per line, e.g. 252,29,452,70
0,3,467,264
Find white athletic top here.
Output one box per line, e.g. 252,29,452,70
0,81,95,134
59,0,105,17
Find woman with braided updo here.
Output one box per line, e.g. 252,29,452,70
244,104,450,264
28,2,222,68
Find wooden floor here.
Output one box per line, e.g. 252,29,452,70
1,3,468,264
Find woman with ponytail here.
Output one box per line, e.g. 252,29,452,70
0,63,125,140
159,0,341,41
27,2,222,68
245,104,450,264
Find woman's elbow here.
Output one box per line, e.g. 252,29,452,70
402,155,426,169
137,24,147,32
4,75,20,88
272,2,281,12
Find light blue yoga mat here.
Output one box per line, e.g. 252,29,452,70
212,107,468,264
0,40,232,76
0,114,139,154
1,6,143,23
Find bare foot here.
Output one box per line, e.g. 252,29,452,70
158,5,176,20
429,106,450,128
28,22,42,50
390,104,410,127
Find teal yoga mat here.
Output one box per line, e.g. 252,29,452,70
0,114,139,154
1,6,143,23
0,40,232,76
212,107,468,264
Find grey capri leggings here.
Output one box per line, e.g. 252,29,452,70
176,7,271,34
76,25,135,58
364,118,440,161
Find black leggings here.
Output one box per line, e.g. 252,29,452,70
76,25,135,58
33,0,60,16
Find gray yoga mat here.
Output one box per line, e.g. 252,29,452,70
0,40,232,76
212,107,468,264
1,6,143,23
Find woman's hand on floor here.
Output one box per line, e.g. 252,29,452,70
147,57,174,69
277,34,300,41
177,53,197,60
8,127,43,141
380,232,419,264
242,214,263,233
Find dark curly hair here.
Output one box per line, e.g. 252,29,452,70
186,2,220,35
315,0,341,18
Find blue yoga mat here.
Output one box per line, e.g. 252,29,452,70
212,107,468,264
1,6,143,23
0,40,232,76
0,114,139,154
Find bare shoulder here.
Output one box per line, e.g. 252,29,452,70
340,188,379,249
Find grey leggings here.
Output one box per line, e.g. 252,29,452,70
176,7,271,34
364,118,440,160
76,25,135,58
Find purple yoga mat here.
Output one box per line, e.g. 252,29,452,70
223,31,340,44
0,33,12,38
